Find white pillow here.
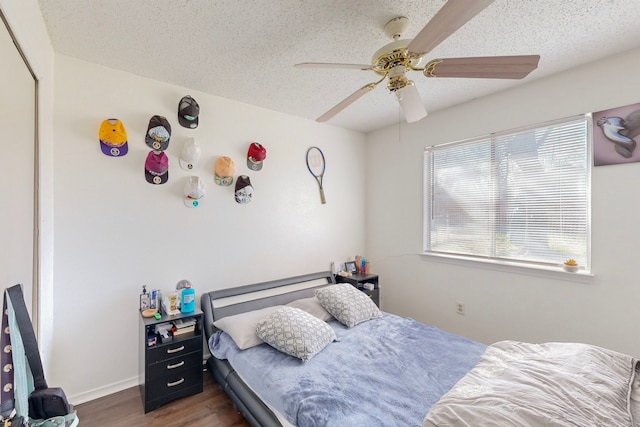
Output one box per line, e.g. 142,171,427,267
314,283,381,328
286,296,333,321
213,305,283,349
256,306,337,362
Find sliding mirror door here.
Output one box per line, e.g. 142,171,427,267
0,11,37,315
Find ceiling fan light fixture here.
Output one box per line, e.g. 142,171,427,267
396,82,427,123
388,74,408,92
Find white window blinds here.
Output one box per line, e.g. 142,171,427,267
424,116,590,269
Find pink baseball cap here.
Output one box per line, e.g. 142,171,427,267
144,151,169,185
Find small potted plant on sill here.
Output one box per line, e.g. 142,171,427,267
563,258,579,273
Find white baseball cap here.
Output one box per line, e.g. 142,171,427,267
183,176,205,208
179,138,201,171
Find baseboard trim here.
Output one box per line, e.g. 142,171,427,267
71,356,210,405
69,375,139,405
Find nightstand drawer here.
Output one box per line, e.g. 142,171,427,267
146,335,202,364
146,350,202,379
145,364,202,401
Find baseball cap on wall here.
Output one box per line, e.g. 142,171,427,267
183,176,205,208
247,142,266,171
144,150,169,185
145,115,172,151
98,119,128,157
214,156,235,186
235,175,253,204
178,95,199,129
179,138,201,171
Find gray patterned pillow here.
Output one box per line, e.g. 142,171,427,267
314,283,381,328
255,306,337,362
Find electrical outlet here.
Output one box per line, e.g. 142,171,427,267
456,302,465,315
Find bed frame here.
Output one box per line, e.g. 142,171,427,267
200,271,336,427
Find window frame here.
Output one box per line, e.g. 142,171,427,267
423,115,592,275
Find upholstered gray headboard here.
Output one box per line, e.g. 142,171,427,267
200,271,335,340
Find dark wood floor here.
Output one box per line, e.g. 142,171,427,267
75,368,251,427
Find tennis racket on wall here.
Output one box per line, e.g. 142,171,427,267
306,146,326,204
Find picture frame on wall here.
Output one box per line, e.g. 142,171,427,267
593,102,640,166
344,261,357,274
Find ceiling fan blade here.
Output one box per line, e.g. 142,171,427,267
317,83,377,122
396,83,428,123
424,55,540,79
407,0,494,55
295,62,372,71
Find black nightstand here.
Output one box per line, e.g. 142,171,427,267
335,273,380,307
139,309,203,413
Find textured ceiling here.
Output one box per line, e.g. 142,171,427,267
37,0,640,133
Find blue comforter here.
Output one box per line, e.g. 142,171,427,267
210,312,485,427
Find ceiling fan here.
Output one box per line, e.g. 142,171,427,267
295,0,540,124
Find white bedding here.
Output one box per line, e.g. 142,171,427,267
423,340,639,427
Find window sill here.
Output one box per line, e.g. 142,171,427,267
419,252,594,283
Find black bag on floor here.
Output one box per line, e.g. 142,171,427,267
6,285,75,421
28,387,72,420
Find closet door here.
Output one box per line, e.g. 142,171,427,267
0,14,37,312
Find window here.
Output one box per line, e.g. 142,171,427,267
424,116,590,271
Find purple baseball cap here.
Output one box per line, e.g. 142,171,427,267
144,151,169,185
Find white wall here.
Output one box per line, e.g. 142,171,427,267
51,55,366,402
366,47,640,358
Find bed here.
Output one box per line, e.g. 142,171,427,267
201,271,640,427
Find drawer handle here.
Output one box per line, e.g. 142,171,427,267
167,345,185,354
167,360,185,370
167,378,185,387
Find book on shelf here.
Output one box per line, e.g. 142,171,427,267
172,318,196,329
172,325,195,337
